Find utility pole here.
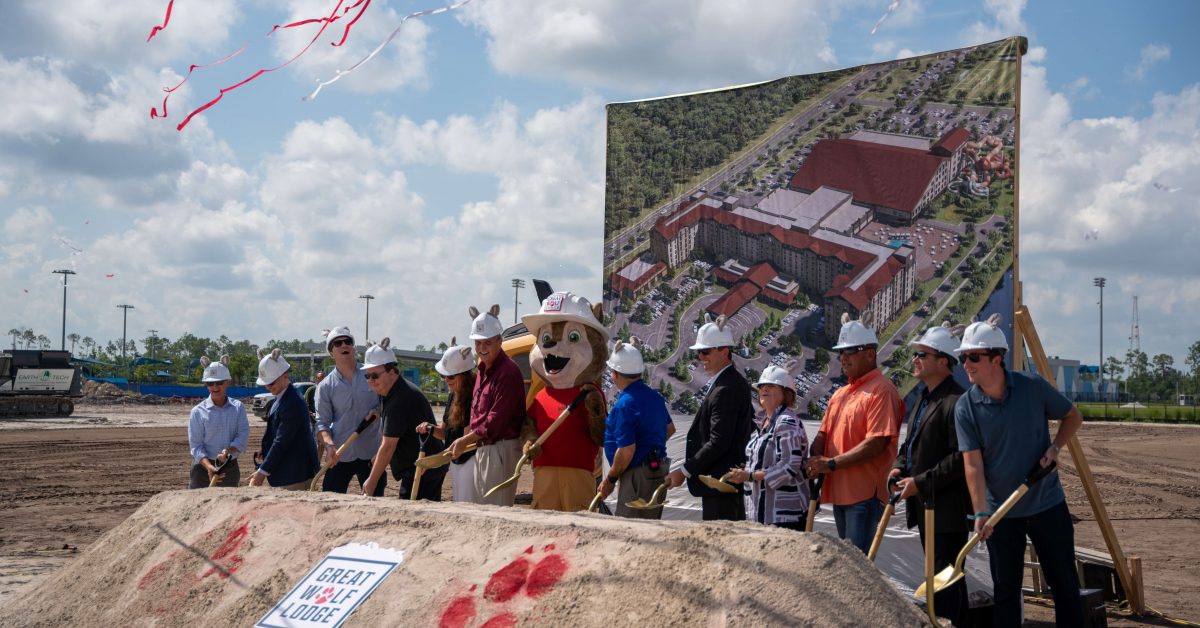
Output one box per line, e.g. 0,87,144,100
51,269,76,351
117,304,135,363
511,278,526,324
359,294,374,343
1094,277,1106,404
148,329,158,359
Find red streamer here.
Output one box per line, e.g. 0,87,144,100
146,0,174,42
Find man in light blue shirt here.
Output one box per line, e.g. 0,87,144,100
187,356,250,488
315,327,386,495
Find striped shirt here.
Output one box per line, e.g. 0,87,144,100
743,407,810,525
188,397,250,464
315,367,384,462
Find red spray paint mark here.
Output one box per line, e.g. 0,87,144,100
200,521,249,578
479,612,517,628
522,546,533,554
543,544,555,551
438,595,477,628
526,554,568,598
483,558,530,603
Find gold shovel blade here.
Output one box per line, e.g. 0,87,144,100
625,483,669,510
913,565,963,598
483,454,529,498
698,474,738,494
587,492,603,512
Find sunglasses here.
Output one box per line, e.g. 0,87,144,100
364,371,385,380
963,352,997,363
697,348,714,356
205,381,228,387
838,346,870,357
330,338,354,348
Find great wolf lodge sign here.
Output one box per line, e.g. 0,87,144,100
603,37,1020,404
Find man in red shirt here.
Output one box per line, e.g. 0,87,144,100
805,314,902,554
448,304,526,506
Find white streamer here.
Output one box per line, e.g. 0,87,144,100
304,0,475,101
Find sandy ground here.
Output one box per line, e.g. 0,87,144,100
1,402,1198,625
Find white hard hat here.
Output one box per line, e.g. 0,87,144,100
955,313,1008,355
435,337,474,377
909,322,963,361
256,348,290,386
522,291,609,342
468,304,504,340
361,338,397,369
832,313,878,351
755,365,790,389
606,338,644,376
200,355,232,383
325,326,354,350
690,314,735,350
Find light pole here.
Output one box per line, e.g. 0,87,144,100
511,278,526,324
51,269,76,351
1094,277,1106,404
148,329,158,359
117,304,135,363
359,294,374,343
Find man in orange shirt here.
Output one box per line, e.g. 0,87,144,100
805,314,902,554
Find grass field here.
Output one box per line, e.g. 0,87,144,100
1076,401,1200,423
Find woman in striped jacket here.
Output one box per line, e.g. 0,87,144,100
727,365,810,530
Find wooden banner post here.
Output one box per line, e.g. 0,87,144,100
1014,305,1143,615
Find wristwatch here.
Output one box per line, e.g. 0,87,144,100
827,457,838,472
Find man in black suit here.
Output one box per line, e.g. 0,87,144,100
891,323,969,627
249,349,319,490
666,315,754,521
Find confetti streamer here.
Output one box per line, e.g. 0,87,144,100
871,0,901,35
147,0,174,42
105,274,116,278
304,0,473,101
151,44,248,120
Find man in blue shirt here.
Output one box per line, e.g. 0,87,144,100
953,314,1083,627
314,327,386,495
600,339,674,519
187,355,249,488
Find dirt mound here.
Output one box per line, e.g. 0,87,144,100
81,380,125,398
6,490,929,627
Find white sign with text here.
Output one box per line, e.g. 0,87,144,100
256,542,404,628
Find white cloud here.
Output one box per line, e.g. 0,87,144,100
965,0,1027,46
459,0,839,93
1127,43,1170,80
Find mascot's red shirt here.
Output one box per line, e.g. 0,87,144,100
528,385,598,471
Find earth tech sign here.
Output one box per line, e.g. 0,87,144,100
12,369,75,392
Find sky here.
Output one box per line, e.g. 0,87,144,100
1,0,1197,370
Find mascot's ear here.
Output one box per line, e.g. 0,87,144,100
841,312,851,326
458,346,472,361
200,356,211,368
715,315,728,331
379,337,391,350
220,354,230,366
489,304,501,318
590,302,603,324
257,348,267,360
630,336,642,350
468,306,480,319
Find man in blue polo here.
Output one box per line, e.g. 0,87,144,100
954,314,1084,627
599,338,675,519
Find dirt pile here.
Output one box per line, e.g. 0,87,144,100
79,381,173,405
7,490,929,627
80,380,125,398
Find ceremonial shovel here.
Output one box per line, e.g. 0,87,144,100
914,460,1058,598
867,477,902,562
587,491,604,512
805,475,824,532
415,442,478,469
308,413,379,492
207,456,235,488
483,390,589,499
697,472,739,494
625,482,670,510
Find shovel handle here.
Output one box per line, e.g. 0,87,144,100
867,503,895,562
410,452,426,501
530,389,590,449
587,491,603,512
309,432,362,491
951,460,1060,569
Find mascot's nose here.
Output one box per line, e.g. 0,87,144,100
542,340,557,349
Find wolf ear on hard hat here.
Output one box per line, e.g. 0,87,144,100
488,304,500,318
200,356,211,368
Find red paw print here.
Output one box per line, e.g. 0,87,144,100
314,586,336,604
439,544,568,628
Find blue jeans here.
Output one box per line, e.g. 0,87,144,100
833,497,885,554
986,500,1082,627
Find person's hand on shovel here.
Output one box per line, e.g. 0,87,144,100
665,468,686,488
895,476,918,500
598,477,616,499
203,458,224,484
1040,442,1061,469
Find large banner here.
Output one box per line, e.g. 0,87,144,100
602,37,1021,410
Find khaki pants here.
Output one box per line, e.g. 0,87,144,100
279,479,311,491
531,466,595,512
474,439,522,506
615,459,668,519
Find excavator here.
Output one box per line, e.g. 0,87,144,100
0,349,83,417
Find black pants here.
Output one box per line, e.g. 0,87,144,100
917,520,970,628
701,493,745,521
397,467,447,501
323,459,386,496
188,459,240,488
986,500,1082,627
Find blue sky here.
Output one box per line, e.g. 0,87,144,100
1,0,1197,372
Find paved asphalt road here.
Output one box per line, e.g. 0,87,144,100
599,411,995,603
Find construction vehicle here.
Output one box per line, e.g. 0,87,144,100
0,349,84,418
